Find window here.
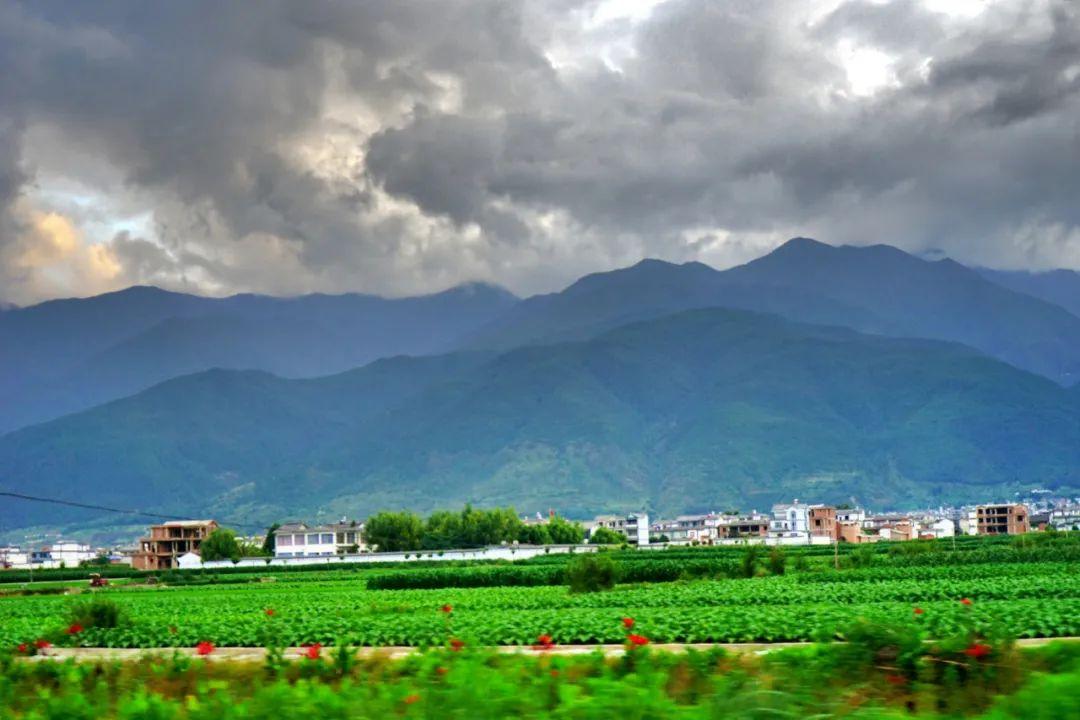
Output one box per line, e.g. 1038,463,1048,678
306,534,320,545
336,533,345,544
277,535,292,546
321,533,334,544
346,532,356,543
293,534,304,545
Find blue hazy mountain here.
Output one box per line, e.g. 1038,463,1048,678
2,307,1077,530
0,283,517,433
467,238,1080,386
978,268,1080,320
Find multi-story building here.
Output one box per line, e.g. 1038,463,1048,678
975,504,1029,535
589,513,650,546
273,520,365,557
666,514,712,542
770,502,810,536
808,506,838,540
771,501,837,538
716,514,770,539
133,520,219,570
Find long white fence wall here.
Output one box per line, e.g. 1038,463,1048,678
189,543,598,570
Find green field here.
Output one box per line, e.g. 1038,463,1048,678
2,536,1078,649
4,535,1080,718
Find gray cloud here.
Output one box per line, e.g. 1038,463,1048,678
1,0,1079,304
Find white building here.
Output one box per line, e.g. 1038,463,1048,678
274,520,365,558
589,513,650,545
0,546,29,568
1049,505,1080,531
835,507,866,524
770,501,811,537
35,541,97,566
175,551,203,570
923,518,956,538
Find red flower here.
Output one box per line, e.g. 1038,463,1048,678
168,625,178,635
195,641,215,656
960,598,973,606
551,669,560,677
627,634,649,647
886,674,907,686
450,638,465,652
66,623,83,635
404,693,421,705
963,643,991,659
302,643,322,660
436,666,448,676
913,607,924,615
265,608,275,617
17,643,28,654
621,617,635,629
440,604,453,614
34,639,51,649
533,633,555,651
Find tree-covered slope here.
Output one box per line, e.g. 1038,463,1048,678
2,308,1077,529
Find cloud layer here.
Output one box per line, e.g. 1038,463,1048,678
1,0,1078,305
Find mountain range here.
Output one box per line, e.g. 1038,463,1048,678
0,283,517,433
2,237,1080,533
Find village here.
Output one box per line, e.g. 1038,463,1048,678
2,497,1077,572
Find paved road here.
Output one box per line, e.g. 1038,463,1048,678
20,637,1080,662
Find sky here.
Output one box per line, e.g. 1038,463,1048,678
0,0,1078,306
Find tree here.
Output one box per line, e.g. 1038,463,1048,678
589,526,626,545
365,511,424,552
262,523,280,555
200,528,241,562
518,523,552,545
548,516,585,544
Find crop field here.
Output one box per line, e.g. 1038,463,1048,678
2,537,1078,650
3,627,1080,719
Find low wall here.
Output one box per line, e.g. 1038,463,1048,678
184,543,598,570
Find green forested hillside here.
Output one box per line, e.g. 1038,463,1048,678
2,308,1078,530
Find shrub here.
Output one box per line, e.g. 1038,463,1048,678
69,596,128,630
768,547,787,576
589,527,626,545
567,553,619,593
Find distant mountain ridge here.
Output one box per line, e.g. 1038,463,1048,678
977,268,1080,320
0,282,518,433
2,307,1078,531
466,238,1080,386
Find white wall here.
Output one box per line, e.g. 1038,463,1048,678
199,543,598,569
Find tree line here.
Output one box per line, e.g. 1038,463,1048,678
364,505,586,552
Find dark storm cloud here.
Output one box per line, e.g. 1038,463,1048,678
1,0,1079,304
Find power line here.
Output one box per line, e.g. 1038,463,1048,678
0,490,267,532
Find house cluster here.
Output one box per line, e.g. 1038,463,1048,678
645,499,1040,546
4,496,1075,572
0,540,105,570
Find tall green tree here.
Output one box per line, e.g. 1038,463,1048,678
261,523,280,554
548,515,585,544
200,528,241,562
365,511,424,552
